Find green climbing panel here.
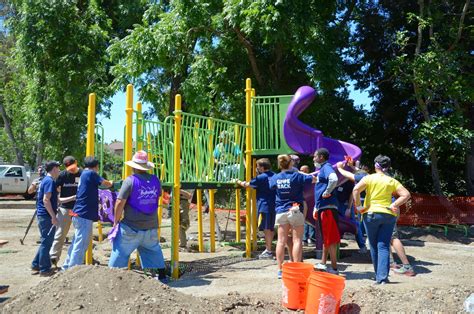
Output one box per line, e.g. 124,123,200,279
252,95,295,156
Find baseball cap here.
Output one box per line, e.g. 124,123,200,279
63,156,77,167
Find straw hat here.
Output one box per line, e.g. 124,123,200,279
125,151,155,171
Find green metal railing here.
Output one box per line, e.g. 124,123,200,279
129,112,247,188
252,95,295,155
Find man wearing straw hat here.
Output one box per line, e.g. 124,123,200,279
108,151,167,282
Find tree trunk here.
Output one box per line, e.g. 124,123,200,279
0,102,25,165
168,74,182,115
466,103,474,195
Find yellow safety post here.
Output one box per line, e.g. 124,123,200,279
134,101,143,268
196,190,204,252
124,84,134,178
244,78,252,258
207,118,214,180
209,189,216,252
234,125,241,243
158,163,165,239
124,84,133,269
85,93,96,265
194,122,204,252
171,94,182,279
251,157,258,250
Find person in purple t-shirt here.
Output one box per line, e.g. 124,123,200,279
108,151,167,283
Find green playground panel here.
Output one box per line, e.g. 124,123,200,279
131,112,248,187
252,95,296,156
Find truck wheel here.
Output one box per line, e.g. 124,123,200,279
23,193,35,200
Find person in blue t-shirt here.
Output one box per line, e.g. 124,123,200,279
313,148,340,274
62,156,112,270
336,160,369,254
236,158,276,260
31,161,60,276
270,155,316,278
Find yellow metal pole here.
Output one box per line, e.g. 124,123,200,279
171,94,182,279
124,84,134,179
124,84,133,269
234,125,241,243
84,93,96,265
209,189,216,252
245,78,252,258
251,157,258,250
134,101,144,268
194,122,204,252
196,189,204,252
158,164,165,239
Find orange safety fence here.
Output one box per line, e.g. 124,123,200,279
398,193,474,226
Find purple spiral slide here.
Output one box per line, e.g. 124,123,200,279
284,86,362,247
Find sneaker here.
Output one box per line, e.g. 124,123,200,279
31,266,40,275
327,268,339,275
50,258,58,268
359,247,368,254
39,269,56,277
315,263,327,271
302,240,308,246
307,239,314,246
390,263,401,270
394,265,416,276
373,281,387,286
0,285,9,295
258,250,273,260
277,270,282,279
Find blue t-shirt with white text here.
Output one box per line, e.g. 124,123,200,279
73,169,104,221
314,162,338,210
249,171,276,214
269,170,313,214
36,175,58,217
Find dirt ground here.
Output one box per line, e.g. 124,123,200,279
1,203,473,313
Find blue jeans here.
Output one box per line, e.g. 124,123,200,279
32,215,56,273
62,216,93,270
108,223,165,269
363,212,396,283
350,210,366,249
303,223,315,241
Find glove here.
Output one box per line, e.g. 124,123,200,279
322,192,331,199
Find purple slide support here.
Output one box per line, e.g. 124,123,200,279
284,86,361,250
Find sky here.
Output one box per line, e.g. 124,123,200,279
98,84,372,143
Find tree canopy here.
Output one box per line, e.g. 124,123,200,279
0,0,471,195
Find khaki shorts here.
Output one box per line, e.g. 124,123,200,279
275,209,305,227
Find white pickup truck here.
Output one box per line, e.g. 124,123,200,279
0,165,39,199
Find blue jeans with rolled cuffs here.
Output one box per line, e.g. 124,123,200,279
363,212,396,283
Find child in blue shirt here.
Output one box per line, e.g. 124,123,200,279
236,158,276,259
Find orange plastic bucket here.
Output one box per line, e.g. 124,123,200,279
281,262,313,310
305,270,345,314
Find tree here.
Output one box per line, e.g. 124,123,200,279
108,1,356,122
348,0,472,195
4,0,147,165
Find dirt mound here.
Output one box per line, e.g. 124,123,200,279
341,285,471,313
1,266,283,313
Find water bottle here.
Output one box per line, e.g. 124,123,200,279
465,293,474,313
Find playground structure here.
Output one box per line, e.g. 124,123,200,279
84,79,363,279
